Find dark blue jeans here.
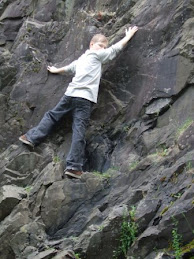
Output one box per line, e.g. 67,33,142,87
26,95,93,171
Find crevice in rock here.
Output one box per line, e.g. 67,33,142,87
98,202,108,212
171,82,194,102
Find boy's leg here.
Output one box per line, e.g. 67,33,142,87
65,97,92,172
24,95,72,145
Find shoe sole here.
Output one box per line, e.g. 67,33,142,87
65,171,82,179
19,136,34,148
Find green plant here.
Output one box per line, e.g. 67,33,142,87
71,236,78,241
53,156,60,163
176,119,193,139
150,144,169,158
181,239,194,255
156,144,169,157
172,218,182,259
123,125,130,132
24,185,32,193
160,206,169,215
75,253,82,259
170,192,182,199
98,224,105,231
185,161,193,172
106,166,119,173
113,206,138,259
158,148,168,157
93,171,111,179
129,161,139,170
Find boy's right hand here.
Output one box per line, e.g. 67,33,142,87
47,66,59,73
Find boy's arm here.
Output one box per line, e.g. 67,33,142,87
98,26,138,64
47,60,77,74
47,66,67,73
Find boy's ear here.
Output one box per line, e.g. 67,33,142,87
90,41,94,47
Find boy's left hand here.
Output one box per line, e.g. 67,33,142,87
125,26,138,37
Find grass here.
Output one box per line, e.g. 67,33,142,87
92,171,112,179
181,239,194,255
170,192,182,199
149,144,169,158
176,119,193,139
129,161,139,170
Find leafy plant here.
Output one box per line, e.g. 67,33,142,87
113,206,138,259
172,218,182,259
24,185,32,193
98,224,105,231
75,253,82,259
185,161,193,172
156,144,169,157
123,125,130,132
53,156,60,163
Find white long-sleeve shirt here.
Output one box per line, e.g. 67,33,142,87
64,42,123,103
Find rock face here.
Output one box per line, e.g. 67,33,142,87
0,0,194,259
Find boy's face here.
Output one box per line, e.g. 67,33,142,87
90,41,108,50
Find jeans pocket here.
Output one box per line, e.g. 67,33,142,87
73,98,92,120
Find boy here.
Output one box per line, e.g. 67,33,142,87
19,26,138,179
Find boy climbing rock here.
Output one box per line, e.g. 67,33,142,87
19,26,138,179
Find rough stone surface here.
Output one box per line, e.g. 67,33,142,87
0,0,194,259
0,184,26,221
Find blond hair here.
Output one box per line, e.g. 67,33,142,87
90,34,108,44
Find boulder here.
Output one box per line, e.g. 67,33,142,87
0,185,26,221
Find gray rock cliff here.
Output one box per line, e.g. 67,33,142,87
0,0,193,258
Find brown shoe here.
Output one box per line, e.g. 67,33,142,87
19,135,34,148
65,169,83,179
